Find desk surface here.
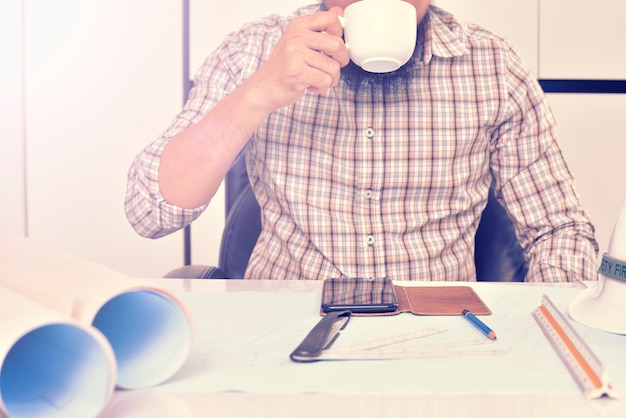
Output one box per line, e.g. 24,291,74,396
100,280,626,418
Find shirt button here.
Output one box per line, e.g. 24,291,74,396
365,128,375,139
364,189,373,199
366,235,375,246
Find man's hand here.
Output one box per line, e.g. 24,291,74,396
243,9,349,113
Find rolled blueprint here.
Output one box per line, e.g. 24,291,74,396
0,238,193,390
0,285,116,418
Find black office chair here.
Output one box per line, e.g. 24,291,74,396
165,153,528,282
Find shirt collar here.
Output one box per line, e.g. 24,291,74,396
415,6,470,67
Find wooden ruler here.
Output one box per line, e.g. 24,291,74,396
532,294,616,399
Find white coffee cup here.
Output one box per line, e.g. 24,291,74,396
338,0,417,73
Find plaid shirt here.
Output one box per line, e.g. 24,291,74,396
126,4,598,282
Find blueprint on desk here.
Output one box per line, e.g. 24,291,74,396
155,283,626,396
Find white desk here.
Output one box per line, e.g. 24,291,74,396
100,280,626,418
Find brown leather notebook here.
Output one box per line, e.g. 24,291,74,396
394,285,492,315
346,285,492,317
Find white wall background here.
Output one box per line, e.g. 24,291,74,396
0,1,26,240
2,0,185,277
1,0,624,277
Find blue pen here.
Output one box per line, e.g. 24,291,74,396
462,309,497,340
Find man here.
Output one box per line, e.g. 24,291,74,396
125,1,598,282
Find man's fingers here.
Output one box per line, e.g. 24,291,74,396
255,10,350,105
307,32,350,67
303,49,343,89
287,12,348,66
296,10,344,37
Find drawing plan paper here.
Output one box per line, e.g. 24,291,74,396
151,282,626,396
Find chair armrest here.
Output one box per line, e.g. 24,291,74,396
163,265,228,279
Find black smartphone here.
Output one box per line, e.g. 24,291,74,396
320,277,399,313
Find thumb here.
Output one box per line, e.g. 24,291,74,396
327,6,344,17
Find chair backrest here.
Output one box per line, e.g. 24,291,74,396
474,186,528,281
218,153,261,279
217,154,528,281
